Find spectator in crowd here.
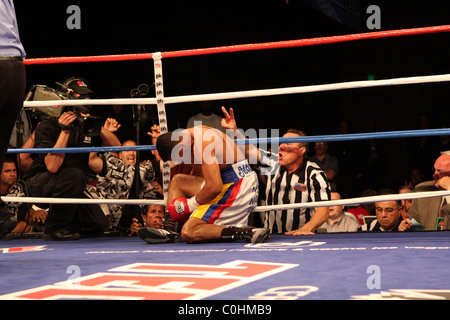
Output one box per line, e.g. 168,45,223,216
319,192,360,233
399,151,450,231
310,141,339,191
1,159,47,234
360,189,403,232
221,107,331,235
95,103,135,143
347,188,376,225
404,167,425,188
86,138,165,233
398,184,413,219
0,0,27,237
133,204,181,243
1,159,20,199
23,108,121,240
187,101,225,132
130,204,172,233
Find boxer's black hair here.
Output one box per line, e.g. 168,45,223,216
156,131,178,162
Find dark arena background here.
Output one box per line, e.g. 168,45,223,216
1,0,450,306
14,0,450,189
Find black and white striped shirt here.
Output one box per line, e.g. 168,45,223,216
258,150,331,233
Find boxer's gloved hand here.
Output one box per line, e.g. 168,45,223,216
167,196,199,222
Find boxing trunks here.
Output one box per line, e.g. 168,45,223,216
191,160,259,227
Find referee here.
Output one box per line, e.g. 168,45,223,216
258,129,331,234
221,107,331,235
0,0,26,237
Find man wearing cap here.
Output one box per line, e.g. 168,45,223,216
59,76,95,99
23,80,122,240
399,151,450,231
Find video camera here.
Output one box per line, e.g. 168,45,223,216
25,84,103,137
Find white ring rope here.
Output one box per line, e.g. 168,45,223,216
2,196,165,206
4,190,450,212
23,73,450,108
252,190,450,212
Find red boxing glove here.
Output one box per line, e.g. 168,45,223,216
167,196,199,222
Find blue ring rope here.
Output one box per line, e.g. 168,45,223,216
242,128,450,145
6,128,450,154
7,144,157,154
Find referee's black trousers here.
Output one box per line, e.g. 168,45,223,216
0,60,26,169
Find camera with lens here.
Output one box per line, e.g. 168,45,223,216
71,107,103,137
25,84,103,137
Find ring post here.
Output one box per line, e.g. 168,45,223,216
152,52,171,204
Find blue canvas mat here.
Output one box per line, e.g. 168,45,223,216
1,231,449,300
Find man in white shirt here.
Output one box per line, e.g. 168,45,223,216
320,192,360,233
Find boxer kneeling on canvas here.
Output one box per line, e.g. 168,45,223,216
138,125,269,244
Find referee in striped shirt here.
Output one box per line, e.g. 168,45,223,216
221,107,331,235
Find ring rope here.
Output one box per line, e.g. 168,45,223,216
4,190,450,213
252,190,450,213
23,73,450,108
2,196,165,206
22,25,450,65
14,24,450,214
7,128,450,155
241,128,450,145
7,144,157,154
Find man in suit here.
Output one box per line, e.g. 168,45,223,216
399,151,450,231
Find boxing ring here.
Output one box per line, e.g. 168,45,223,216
1,25,450,301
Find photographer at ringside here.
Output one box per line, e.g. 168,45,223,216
23,87,121,240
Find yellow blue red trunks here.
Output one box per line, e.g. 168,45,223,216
191,160,259,227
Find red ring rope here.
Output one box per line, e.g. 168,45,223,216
23,25,450,65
